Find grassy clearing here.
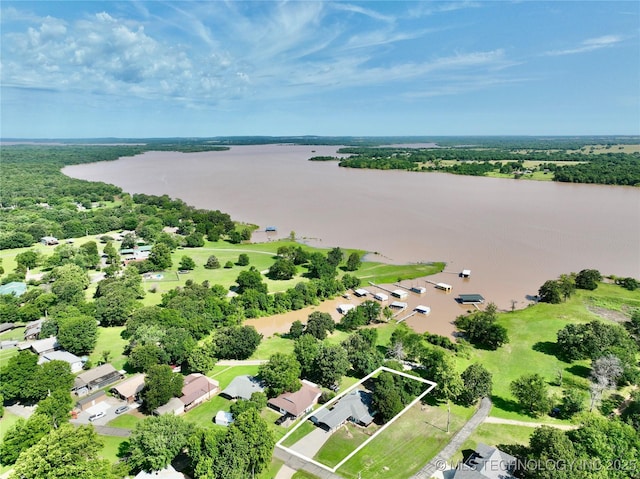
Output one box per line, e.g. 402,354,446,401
257,458,285,479
451,423,534,465
458,284,638,423
98,435,127,464
250,334,295,360
354,262,444,284
89,326,128,370
106,413,141,429
337,402,474,479
209,364,260,388
0,347,18,368
292,471,320,479
315,423,378,467
281,420,317,448
0,411,22,441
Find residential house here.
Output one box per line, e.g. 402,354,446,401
311,390,376,431
154,397,185,416
73,363,124,396
111,374,146,403
38,350,84,373
267,380,322,419
220,375,265,400
452,443,517,479
180,373,219,411
25,336,60,355
24,318,45,340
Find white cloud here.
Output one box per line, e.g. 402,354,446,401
544,34,624,56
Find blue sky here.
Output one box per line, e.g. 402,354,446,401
1,1,638,138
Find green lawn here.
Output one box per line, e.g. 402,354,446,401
0,347,18,369
292,471,320,479
98,435,127,464
257,458,285,479
451,423,534,465
106,413,142,429
89,326,129,371
251,335,295,360
354,262,445,284
208,364,261,388
337,402,474,479
456,284,639,427
315,423,377,468
0,411,22,442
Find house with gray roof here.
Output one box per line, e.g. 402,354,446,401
154,397,185,416
25,336,60,355
73,363,124,396
38,350,84,373
24,318,45,340
219,375,264,400
310,390,375,431
453,443,517,479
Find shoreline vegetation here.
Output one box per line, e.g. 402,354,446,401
309,139,640,186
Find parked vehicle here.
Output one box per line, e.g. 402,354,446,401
115,405,129,415
88,411,105,422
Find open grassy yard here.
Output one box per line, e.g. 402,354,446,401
450,423,534,465
315,423,378,468
355,262,444,284
89,326,129,371
336,402,474,479
98,434,127,464
0,346,19,368
457,284,639,425
106,412,142,429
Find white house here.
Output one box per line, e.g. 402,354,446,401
38,350,84,373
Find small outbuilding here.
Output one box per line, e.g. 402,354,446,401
0,323,17,334
461,269,471,278
410,286,427,294
24,318,45,340
435,283,452,293
26,336,60,356
373,292,389,302
391,289,408,300
415,305,431,315
215,411,234,426
390,301,407,309
354,288,369,297
265,226,277,232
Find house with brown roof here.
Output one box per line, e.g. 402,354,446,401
267,380,322,418
180,373,219,411
111,374,146,403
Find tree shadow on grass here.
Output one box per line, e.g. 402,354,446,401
566,364,591,379
532,341,560,358
491,395,522,415
117,441,130,459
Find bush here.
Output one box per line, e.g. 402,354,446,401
204,255,220,269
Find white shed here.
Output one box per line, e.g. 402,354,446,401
373,292,388,302
410,286,427,294
461,269,471,278
354,288,369,297
415,305,431,315
435,283,452,293
215,410,234,426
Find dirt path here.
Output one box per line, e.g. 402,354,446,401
483,416,578,431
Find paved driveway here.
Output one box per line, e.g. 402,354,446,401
71,397,139,426
289,426,332,458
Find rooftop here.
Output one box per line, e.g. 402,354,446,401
267,380,322,417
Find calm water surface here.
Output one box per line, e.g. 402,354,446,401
64,145,640,335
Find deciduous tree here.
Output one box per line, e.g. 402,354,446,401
258,353,301,397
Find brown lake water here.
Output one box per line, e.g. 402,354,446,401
63,145,640,336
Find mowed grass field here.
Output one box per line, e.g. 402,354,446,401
336,402,475,479
457,283,639,422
